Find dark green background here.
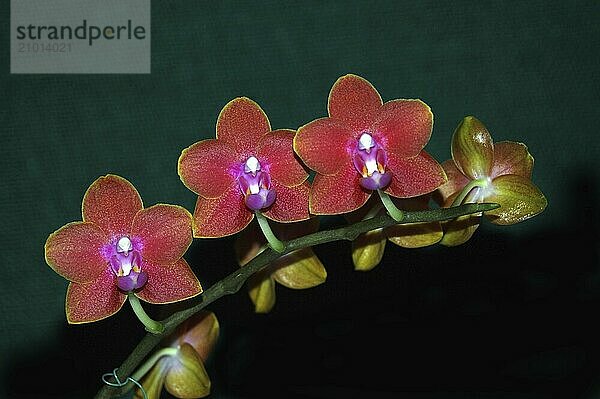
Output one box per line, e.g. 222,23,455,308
2,1,599,398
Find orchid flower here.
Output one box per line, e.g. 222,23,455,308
293,74,447,220
436,116,548,246
44,175,202,330
178,97,310,251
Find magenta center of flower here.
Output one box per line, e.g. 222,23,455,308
109,236,148,292
352,132,392,190
237,156,276,211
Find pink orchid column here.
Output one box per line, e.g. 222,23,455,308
178,97,310,251
294,74,447,220
44,175,202,331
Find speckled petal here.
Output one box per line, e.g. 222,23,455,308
262,181,310,222
451,116,494,180
131,204,193,264
309,165,371,215
272,248,327,288
192,184,253,238
294,117,355,175
165,343,211,399
65,268,126,324
436,159,470,204
257,129,308,187
372,99,433,158
385,151,447,198
328,74,383,131
135,258,202,304
82,175,143,236
352,229,386,271
216,97,271,154
491,141,534,179
178,139,239,199
45,221,108,283
486,174,547,225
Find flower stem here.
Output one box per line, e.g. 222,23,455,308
128,293,164,334
451,178,487,207
377,190,404,222
94,202,499,399
255,211,285,252
130,347,177,382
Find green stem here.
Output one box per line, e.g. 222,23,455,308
451,178,488,207
130,347,177,382
255,211,285,252
94,202,499,399
377,190,404,222
128,294,164,334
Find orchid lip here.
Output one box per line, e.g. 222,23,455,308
353,133,391,190
110,235,147,291
238,156,276,211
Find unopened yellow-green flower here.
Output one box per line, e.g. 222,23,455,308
347,195,442,271
436,116,547,246
235,218,326,313
135,311,219,399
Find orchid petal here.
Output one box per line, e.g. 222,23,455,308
272,248,327,288
436,159,470,204
261,180,310,222
451,116,494,180
491,141,534,179
387,223,443,248
385,151,447,198
178,139,239,199
65,268,126,323
165,343,211,398
486,174,547,225
82,174,143,236
45,221,108,283
131,204,193,264
135,258,202,304
351,229,386,271
328,74,383,131
179,312,220,361
135,357,170,399
309,165,371,215
294,117,355,175
248,272,276,313
257,129,308,187
385,196,442,248
440,215,481,247
372,99,433,158
216,97,271,154
192,184,253,238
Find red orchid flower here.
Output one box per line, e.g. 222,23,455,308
44,175,202,324
436,116,548,246
294,74,447,215
178,97,310,238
